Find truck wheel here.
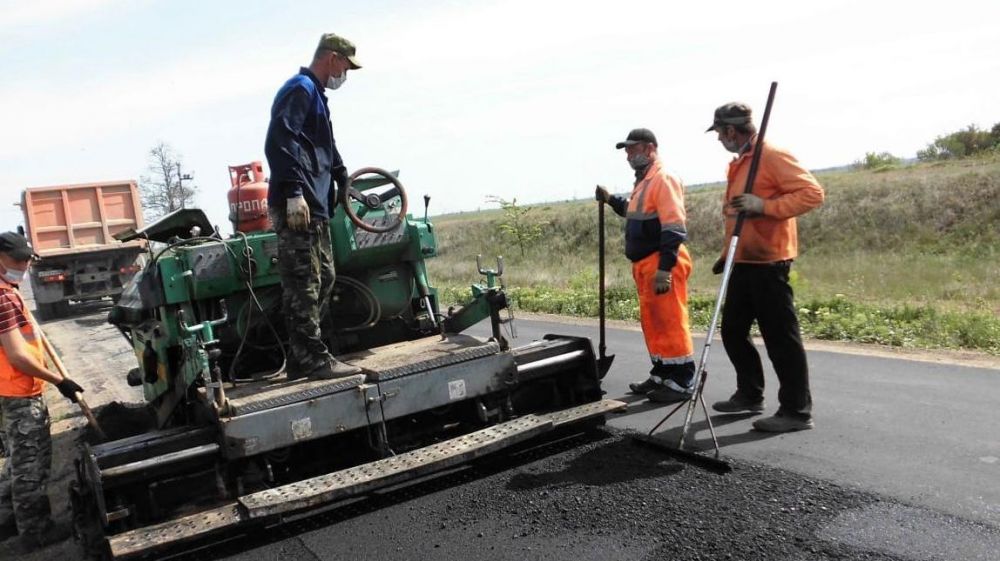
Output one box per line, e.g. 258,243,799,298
35,302,53,321
54,300,71,318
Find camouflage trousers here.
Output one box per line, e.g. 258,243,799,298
270,208,337,376
0,394,54,536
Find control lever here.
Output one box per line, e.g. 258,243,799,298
476,255,504,288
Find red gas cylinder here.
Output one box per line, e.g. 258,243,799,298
228,161,271,233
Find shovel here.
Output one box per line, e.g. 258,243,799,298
596,195,615,378
38,330,108,442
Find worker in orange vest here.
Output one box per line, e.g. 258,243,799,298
597,128,696,403
0,232,83,553
705,103,824,432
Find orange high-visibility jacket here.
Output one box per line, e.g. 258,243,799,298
722,139,824,263
0,284,46,398
609,158,688,271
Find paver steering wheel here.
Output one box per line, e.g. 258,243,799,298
339,167,408,234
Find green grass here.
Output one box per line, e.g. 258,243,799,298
429,154,1000,354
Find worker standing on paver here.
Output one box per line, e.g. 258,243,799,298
0,232,83,553
706,103,824,432
265,33,363,381
596,128,696,404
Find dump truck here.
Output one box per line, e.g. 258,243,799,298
69,167,622,559
20,181,145,319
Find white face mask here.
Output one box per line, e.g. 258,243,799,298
722,137,743,153
1,266,25,284
326,72,347,90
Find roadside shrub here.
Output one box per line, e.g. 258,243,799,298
918,124,997,161
438,286,1000,355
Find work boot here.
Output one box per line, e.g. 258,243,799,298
752,412,814,433
308,358,362,380
4,521,71,554
647,379,694,404
647,386,692,404
711,393,766,414
628,378,660,395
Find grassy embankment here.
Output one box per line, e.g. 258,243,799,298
427,155,1000,354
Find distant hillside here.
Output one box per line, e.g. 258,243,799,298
428,155,1000,314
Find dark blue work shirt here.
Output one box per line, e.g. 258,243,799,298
264,67,344,220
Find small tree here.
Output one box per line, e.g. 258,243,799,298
853,151,901,170
486,195,546,257
139,142,198,220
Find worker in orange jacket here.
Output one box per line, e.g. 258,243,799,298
705,103,824,433
596,128,695,404
0,232,82,553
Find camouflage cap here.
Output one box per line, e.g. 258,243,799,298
317,33,362,69
0,231,36,261
706,102,753,132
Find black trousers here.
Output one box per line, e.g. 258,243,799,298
721,261,812,419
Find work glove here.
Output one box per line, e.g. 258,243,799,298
286,195,310,232
729,193,765,216
654,269,672,294
56,377,84,403
712,258,725,275
595,185,610,204
331,165,350,210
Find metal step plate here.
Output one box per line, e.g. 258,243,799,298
109,503,241,559
225,374,366,417
238,414,553,518
538,399,627,427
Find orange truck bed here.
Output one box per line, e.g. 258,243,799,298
22,180,145,256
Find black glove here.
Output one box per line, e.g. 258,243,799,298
712,258,725,275
56,377,84,403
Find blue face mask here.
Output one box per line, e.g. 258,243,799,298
1,266,25,284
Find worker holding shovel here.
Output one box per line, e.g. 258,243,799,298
597,128,696,404
0,232,83,553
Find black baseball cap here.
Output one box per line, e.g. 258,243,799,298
615,128,658,149
0,232,36,261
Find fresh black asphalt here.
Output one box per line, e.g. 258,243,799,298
168,318,999,561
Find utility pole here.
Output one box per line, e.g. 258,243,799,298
176,162,193,210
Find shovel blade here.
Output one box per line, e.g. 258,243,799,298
597,354,615,379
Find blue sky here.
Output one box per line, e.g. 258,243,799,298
1,0,997,232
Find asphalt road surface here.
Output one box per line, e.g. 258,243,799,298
468,317,1000,528
20,302,1000,560
189,317,999,560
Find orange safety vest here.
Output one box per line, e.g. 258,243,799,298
0,284,46,398
722,139,824,263
627,159,686,244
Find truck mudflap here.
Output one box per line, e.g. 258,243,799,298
106,399,626,559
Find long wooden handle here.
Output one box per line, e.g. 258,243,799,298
38,329,108,441
598,197,607,358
